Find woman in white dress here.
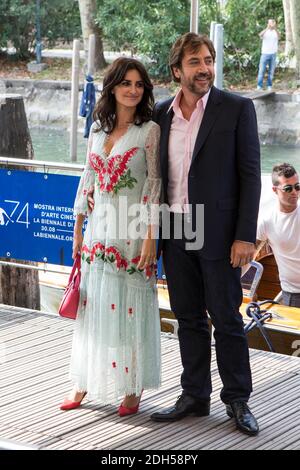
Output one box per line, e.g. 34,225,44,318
60,58,161,416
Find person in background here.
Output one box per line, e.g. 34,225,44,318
257,19,280,91
257,163,300,307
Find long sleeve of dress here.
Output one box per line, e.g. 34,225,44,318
73,125,95,216
140,122,161,227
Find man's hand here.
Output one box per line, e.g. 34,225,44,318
230,240,256,268
87,185,95,212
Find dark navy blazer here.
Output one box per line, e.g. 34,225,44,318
153,86,261,260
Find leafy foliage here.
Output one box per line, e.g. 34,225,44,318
97,0,190,78
0,0,286,81
224,0,284,81
0,0,81,58
97,0,223,78
97,0,284,79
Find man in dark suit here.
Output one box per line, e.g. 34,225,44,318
150,33,261,436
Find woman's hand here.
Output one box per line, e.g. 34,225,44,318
72,231,83,260
137,238,157,270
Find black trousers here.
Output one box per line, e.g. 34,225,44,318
163,233,253,404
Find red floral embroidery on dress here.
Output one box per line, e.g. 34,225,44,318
105,246,128,270
131,255,141,265
127,255,156,279
81,245,91,264
145,263,157,279
81,243,156,279
89,147,139,194
112,362,117,368
143,195,149,204
125,367,129,373
111,304,116,310
90,242,105,262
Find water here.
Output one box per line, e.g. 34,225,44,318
30,127,87,164
260,144,300,173
30,127,300,173
29,127,298,314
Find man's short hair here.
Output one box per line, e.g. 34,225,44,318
272,163,297,186
169,33,216,83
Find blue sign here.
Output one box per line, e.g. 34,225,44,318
0,168,165,277
0,169,79,266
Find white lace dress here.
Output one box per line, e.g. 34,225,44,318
70,120,162,403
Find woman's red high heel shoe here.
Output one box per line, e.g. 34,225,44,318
60,391,87,411
118,390,143,417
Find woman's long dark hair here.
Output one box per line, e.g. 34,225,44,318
93,57,154,133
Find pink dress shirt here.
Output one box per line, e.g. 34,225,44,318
167,88,210,213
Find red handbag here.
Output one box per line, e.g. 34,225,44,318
58,254,81,320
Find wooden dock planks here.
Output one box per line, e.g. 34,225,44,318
0,304,299,450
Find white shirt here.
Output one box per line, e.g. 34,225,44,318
257,204,300,293
261,29,278,54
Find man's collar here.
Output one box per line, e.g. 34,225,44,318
167,87,211,114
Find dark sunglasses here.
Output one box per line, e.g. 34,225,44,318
277,183,300,193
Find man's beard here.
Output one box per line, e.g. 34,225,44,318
187,74,213,96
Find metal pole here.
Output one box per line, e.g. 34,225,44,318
87,34,96,77
70,39,80,162
214,24,224,90
190,0,199,33
0,155,84,172
210,21,217,41
35,0,42,64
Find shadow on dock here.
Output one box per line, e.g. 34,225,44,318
0,304,299,450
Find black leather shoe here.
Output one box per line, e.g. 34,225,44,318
150,394,210,422
226,401,259,436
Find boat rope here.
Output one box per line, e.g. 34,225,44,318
244,300,279,353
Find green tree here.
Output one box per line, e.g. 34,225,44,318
97,0,189,78
97,0,284,80
0,0,81,58
224,0,284,78
97,0,223,78
78,0,106,70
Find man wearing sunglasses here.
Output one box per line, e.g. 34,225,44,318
257,163,300,307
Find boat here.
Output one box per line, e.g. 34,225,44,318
39,175,300,356
39,250,300,356
157,243,300,357
39,264,68,313
157,175,300,356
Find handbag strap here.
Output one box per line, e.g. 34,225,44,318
68,254,81,284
